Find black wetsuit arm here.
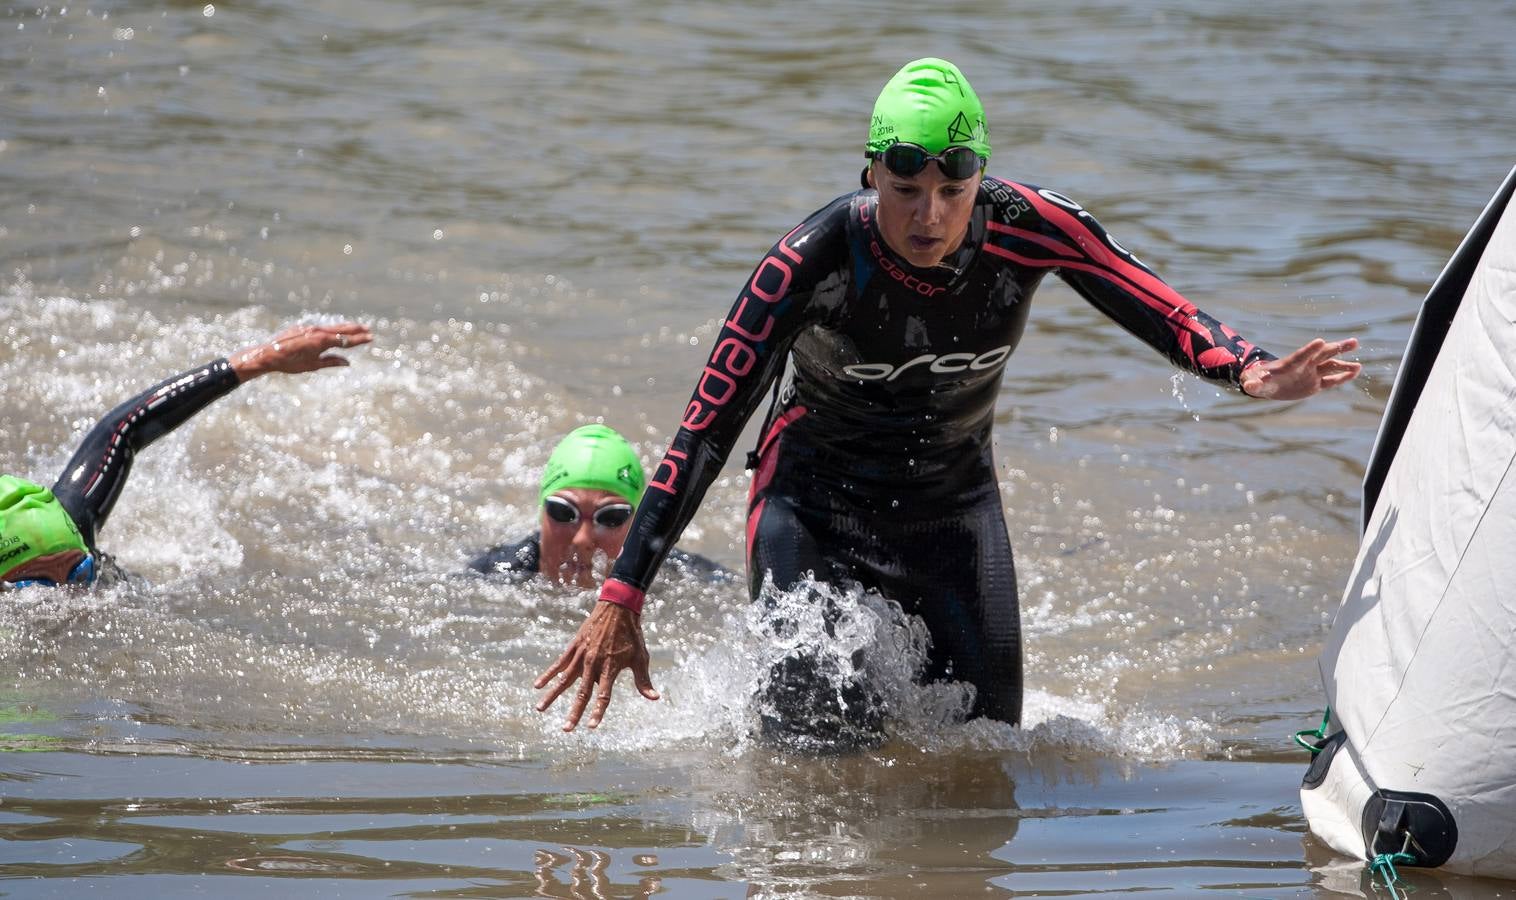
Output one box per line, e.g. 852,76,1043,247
467,533,542,582
50,359,242,549
602,202,849,609
988,181,1275,386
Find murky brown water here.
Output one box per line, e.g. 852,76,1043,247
2,1,1515,896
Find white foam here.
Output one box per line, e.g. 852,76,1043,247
548,577,1216,762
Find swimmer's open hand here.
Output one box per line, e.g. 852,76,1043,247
230,322,374,381
1241,337,1361,401
534,599,659,731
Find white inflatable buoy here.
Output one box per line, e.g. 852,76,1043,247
1303,163,1516,878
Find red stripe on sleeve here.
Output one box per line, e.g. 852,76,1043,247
984,221,1081,260
746,498,767,569
983,243,1191,325
1196,347,1240,368
599,579,646,616
1004,182,1201,320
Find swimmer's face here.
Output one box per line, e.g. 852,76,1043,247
538,487,634,590
868,160,980,269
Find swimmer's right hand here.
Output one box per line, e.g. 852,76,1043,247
230,322,374,381
533,599,660,731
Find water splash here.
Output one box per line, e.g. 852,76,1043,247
2,294,1244,765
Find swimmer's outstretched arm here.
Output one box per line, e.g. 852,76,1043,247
50,322,372,546
534,201,849,732
990,180,1361,400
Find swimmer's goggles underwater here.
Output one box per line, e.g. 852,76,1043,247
873,142,985,180
543,496,634,530
5,554,98,590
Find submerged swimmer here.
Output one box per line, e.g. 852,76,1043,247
535,58,1360,750
468,424,729,588
0,322,372,589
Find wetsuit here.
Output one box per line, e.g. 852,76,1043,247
468,533,733,585
51,359,242,554
602,178,1273,737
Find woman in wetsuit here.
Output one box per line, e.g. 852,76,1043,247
534,58,1360,746
0,322,371,589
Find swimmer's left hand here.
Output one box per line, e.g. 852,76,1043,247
230,322,374,381
1241,337,1361,400
534,600,659,732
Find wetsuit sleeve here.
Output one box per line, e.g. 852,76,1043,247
600,203,848,613
50,359,243,549
986,181,1275,386
467,533,541,582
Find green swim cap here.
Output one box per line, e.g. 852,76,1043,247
866,58,991,160
0,476,87,580
539,425,646,507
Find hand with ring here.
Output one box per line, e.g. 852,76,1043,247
230,322,373,382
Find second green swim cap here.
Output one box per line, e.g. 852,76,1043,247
866,58,991,160
0,476,87,580
539,425,646,507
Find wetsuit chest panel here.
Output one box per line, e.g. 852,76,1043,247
782,194,1039,479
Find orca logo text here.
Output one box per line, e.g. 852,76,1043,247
842,345,1012,382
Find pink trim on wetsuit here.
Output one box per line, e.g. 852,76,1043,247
985,220,1081,259
759,406,807,461
746,406,808,563
1008,183,1203,322
598,578,646,616
982,242,1239,369
746,498,767,569
983,242,1198,326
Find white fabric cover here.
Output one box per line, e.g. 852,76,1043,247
1305,174,1516,878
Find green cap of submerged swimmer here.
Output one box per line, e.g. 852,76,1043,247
539,425,646,507
0,476,87,581
866,57,992,160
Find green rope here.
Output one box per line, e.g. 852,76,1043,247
1369,850,1417,898
1294,706,1332,753
1369,830,1419,899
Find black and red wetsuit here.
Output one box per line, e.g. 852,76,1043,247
50,359,242,555
602,177,1273,732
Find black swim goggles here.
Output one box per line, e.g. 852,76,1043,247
543,495,635,529
872,142,985,180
